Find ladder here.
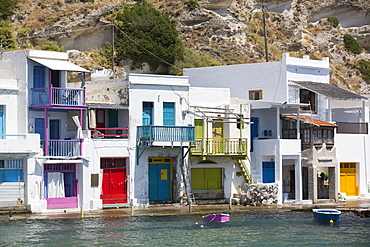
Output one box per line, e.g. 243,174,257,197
238,159,253,183
181,160,196,205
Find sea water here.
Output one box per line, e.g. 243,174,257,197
1,210,370,246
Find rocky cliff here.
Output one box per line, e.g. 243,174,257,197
10,0,370,93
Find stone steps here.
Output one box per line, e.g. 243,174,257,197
0,205,29,215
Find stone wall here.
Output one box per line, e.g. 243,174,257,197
240,183,278,206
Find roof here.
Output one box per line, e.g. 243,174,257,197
282,114,338,127
29,57,89,73
290,81,366,100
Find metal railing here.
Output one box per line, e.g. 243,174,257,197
31,87,85,107
336,122,368,134
192,138,248,155
137,126,195,145
90,128,129,139
46,140,82,156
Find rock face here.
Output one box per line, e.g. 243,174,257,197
10,0,370,93
240,183,279,206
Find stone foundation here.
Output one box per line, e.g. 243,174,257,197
240,183,279,206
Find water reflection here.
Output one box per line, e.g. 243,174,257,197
1,211,370,246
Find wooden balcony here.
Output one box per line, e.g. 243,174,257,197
31,87,85,108
137,126,195,146
191,138,248,157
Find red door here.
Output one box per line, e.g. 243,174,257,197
101,168,127,204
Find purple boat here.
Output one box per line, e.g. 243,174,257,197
202,213,230,223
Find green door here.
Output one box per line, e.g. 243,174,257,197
191,168,223,199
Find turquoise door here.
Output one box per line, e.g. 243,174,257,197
263,161,275,183
143,102,153,126
149,163,171,201
163,102,175,126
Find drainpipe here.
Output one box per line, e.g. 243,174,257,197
44,109,49,156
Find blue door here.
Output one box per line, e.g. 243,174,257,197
263,161,275,183
250,117,259,151
0,106,4,139
163,102,175,126
33,66,44,88
35,118,45,140
149,163,171,201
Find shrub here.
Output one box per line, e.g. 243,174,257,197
0,19,16,49
327,17,339,28
36,41,65,52
169,47,222,75
108,1,184,72
343,34,363,54
0,0,17,20
187,0,199,9
357,59,370,83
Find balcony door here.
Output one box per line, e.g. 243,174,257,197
163,102,175,126
50,119,60,140
143,102,153,126
212,121,223,153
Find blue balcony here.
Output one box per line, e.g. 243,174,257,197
137,126,195,146
31,87,86,107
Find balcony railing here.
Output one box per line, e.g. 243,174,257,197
137,126,195,145
31,87,85,107
336,122,368,134
44,140,82,156
91,128,129,139
191,138,248,156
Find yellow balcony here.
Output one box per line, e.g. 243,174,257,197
191,138,248,156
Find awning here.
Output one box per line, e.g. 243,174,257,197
282,114,338,127
29,57,89,72
290,81,366,100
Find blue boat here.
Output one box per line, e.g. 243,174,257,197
312,209,341,222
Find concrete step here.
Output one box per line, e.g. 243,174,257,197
0,205,29,215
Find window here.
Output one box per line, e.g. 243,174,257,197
163,102,175,126
0,159,23,182
143,102,153,126
300,89,316,113
249,90,263,100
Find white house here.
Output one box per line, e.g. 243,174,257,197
0,49,104,212
184,53,370,203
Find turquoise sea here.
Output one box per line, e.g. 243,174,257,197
1,210,370,246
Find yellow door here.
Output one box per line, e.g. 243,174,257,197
212,121,223,153
340,162,358,196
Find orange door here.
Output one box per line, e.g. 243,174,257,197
101,168,127,204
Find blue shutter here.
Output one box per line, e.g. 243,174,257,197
33,66,45,88
0,106,3,139
35,118,45,140
163,102,175,126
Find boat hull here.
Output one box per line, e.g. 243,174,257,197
202,213,230,223
312,209,341,222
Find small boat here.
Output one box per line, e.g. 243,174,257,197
202,213,230,223
312,209,341,222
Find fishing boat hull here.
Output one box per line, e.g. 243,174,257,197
312,209,341,222
202,213,230,223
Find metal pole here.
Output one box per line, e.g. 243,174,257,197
111,23,115,78
262,4,269,62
